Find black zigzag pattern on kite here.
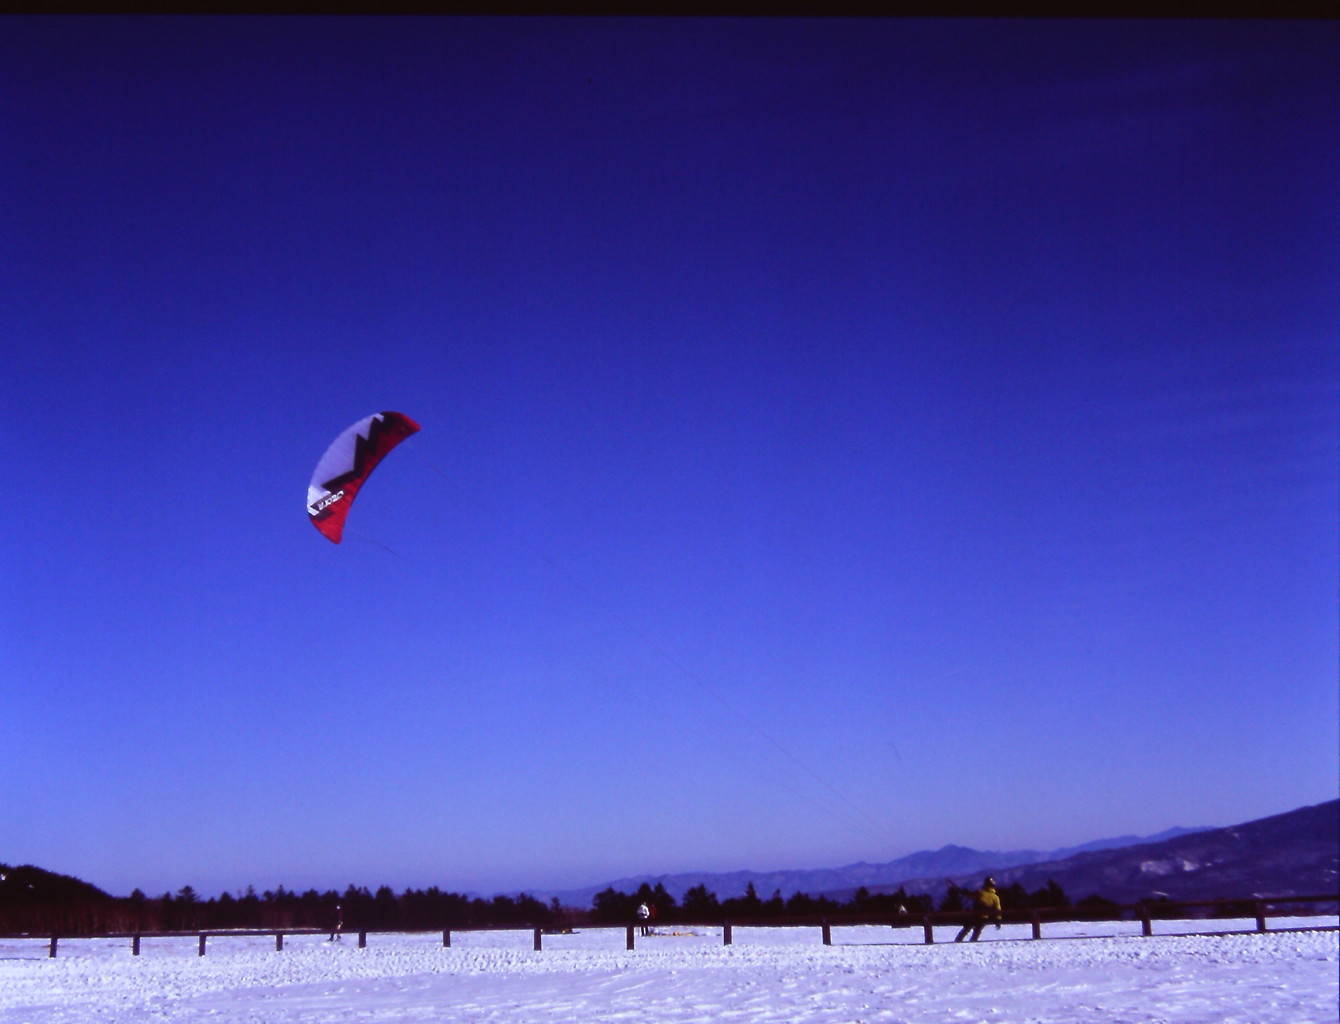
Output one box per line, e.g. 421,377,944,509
319,412,410,495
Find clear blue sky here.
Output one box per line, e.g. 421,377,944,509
3,17,1336,900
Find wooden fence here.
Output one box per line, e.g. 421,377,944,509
7,893,1335,957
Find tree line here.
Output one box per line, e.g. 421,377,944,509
3,862,1105,937
0,868,565,935
590,877,1092,926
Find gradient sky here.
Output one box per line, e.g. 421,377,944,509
3,17,1337,900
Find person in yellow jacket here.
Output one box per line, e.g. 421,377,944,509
954,877,1002,942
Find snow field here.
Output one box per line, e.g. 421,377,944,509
0,919,1335,1024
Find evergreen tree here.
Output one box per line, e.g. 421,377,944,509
175,885,200,928
127,889,148,931
903,891,935,915
214,891,237,928
591,887,634,924
1030,879,1070,910
546,897,570,931
633,882,657,905
238,886,260,928
680,884,719,920
512,893,552,927
373,885,401,929
741,881,761,912
650,882,676,920
1075,893,1118,917
721,882,763,919
998,881,1029,910
786,891,817,915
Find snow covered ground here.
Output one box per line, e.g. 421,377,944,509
0,918,1335,1023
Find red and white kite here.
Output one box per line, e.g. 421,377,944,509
307,411,420,543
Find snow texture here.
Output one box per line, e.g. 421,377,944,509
0,919,1334,1023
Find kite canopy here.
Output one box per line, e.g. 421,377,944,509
307,411,420,543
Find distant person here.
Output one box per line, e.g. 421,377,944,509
955,878,1002,942
329,904,343,942
637,901,650,936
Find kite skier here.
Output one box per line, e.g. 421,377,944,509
954,877,1002,942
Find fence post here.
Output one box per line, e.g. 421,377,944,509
443,929,451,947
1139,904,1152,937
1031,910,1042,940
533,927,542,952
132,935,141,956
821,919,831,946
276,933,284,951
626,924,635,950
358,931,367,948
723,921,733,946
198,934,207,956
48,935,58,958
922,915,934,944
1254,901,1267,933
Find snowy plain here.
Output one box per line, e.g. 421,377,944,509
0,918,1335,1024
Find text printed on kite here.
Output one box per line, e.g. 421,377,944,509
306,412,420,544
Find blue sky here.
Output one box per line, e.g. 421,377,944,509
3,17,1336,900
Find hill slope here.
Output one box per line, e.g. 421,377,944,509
913,798,1339,904
0,864,112,905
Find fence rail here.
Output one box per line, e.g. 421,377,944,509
4,893,1335,957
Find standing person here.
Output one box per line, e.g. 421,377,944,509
954,878,1002,942
636,901,650,937
329,904,343,942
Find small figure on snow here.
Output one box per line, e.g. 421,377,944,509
637,901,651,937
329,904,344,942
954,878,1002,942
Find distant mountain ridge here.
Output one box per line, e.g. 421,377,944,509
528,825,1215,908
923,798,1339,905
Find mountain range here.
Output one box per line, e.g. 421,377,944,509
929,797,1339,905
531,799,1337,908
7,799,1334,911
